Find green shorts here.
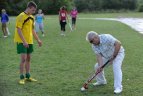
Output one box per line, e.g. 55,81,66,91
17,43,33,54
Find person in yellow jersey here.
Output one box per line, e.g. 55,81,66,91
14,1,42,85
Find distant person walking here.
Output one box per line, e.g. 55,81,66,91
14,1,42,85
70,7,78,30
59,6,68,36
35,9,45,37
1,9,10,37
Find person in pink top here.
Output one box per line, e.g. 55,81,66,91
70,7,78,30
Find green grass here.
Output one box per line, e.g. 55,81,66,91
0,12,143,96
46,12,143,18
78,12,143,18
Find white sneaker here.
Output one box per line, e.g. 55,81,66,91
42,34,45,37
114,88,122,94
93,82,107,86
60,33,65,36
4,36,8,38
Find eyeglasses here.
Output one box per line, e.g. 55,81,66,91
89,40,93,43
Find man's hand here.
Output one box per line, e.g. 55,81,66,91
109,55,116,63
96,67,103,74
23,42,29,48
37,39,42,47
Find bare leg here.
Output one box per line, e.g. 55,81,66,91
25,54,31,73
20,54,27,78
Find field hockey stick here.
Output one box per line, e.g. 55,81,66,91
68,21,73,31
81,60,110,91
67,15,73,31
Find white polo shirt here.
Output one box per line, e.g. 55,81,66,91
92,34,124,59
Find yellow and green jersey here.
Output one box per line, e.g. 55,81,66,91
14,12,34,44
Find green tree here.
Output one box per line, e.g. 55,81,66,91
74,0,137,12
138,0,143,12
0,0,140,15
1,0,73,15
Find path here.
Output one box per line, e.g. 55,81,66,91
80,18,143,34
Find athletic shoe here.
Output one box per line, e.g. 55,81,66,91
19,79,25,85
114,88,122,94
25,78,37,82
42,34,45,37
93,82,107,86
61,33,65,36
3,36,7,38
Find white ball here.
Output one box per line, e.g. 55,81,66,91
81,87,86,91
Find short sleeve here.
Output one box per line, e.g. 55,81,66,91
105,34,117,46
92,45,100,55
16,15,24,29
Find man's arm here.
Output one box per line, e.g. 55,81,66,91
96,53,103,66
17,27,29,48
96,53,104,72
32,30,42,47
113,40,121,58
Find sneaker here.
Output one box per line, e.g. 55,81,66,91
114,88,122,94
61,33,65,36
93,82,107,86
42,34,45,37
25,78,37,82
19,79,25,85
60,32,66,36
3,36,8,38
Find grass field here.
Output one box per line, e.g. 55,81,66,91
0,12,143,96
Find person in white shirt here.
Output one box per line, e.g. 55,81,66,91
86,31,125,94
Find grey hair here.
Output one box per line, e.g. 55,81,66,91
86,31,98,41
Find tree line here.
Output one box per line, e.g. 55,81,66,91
75,0,138,12
0,0,143,15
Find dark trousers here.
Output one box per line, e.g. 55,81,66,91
60,20,67,31
72,18,76,25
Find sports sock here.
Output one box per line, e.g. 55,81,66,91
25,73,30,79
20,74,24,79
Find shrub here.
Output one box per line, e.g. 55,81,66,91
138,4,143,12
